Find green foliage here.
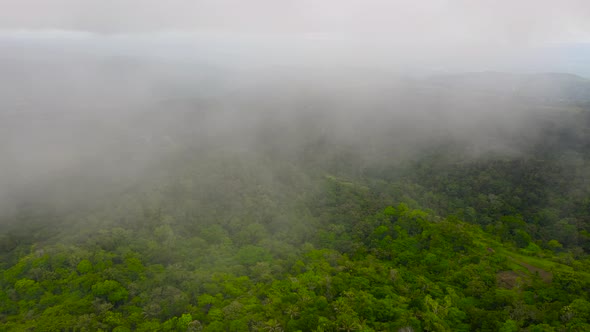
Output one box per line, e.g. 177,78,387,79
236,245,272,266
77,259,93,274
92,280,129,303
2,114,590,331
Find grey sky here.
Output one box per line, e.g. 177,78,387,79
1,0,590,45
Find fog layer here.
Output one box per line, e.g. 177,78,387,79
0,33,588,217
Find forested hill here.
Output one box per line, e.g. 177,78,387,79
429,72,590,106
1,71,590,331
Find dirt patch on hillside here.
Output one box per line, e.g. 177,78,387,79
497,257,553,288
497,270,526,289
515,260,553,283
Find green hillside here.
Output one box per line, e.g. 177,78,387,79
1,73,590,331
2,166,590,331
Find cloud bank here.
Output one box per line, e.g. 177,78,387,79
1,0,589,45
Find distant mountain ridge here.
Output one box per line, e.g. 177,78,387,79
428,71,590,106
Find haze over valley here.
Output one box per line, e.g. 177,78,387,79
1,1,590,331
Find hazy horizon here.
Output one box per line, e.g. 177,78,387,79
1,1,590,217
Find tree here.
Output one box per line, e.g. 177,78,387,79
91,280,129,303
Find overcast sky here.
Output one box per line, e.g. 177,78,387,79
1,0,590,45
1,1,589,76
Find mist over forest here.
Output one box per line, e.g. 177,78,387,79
2,2,590,331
